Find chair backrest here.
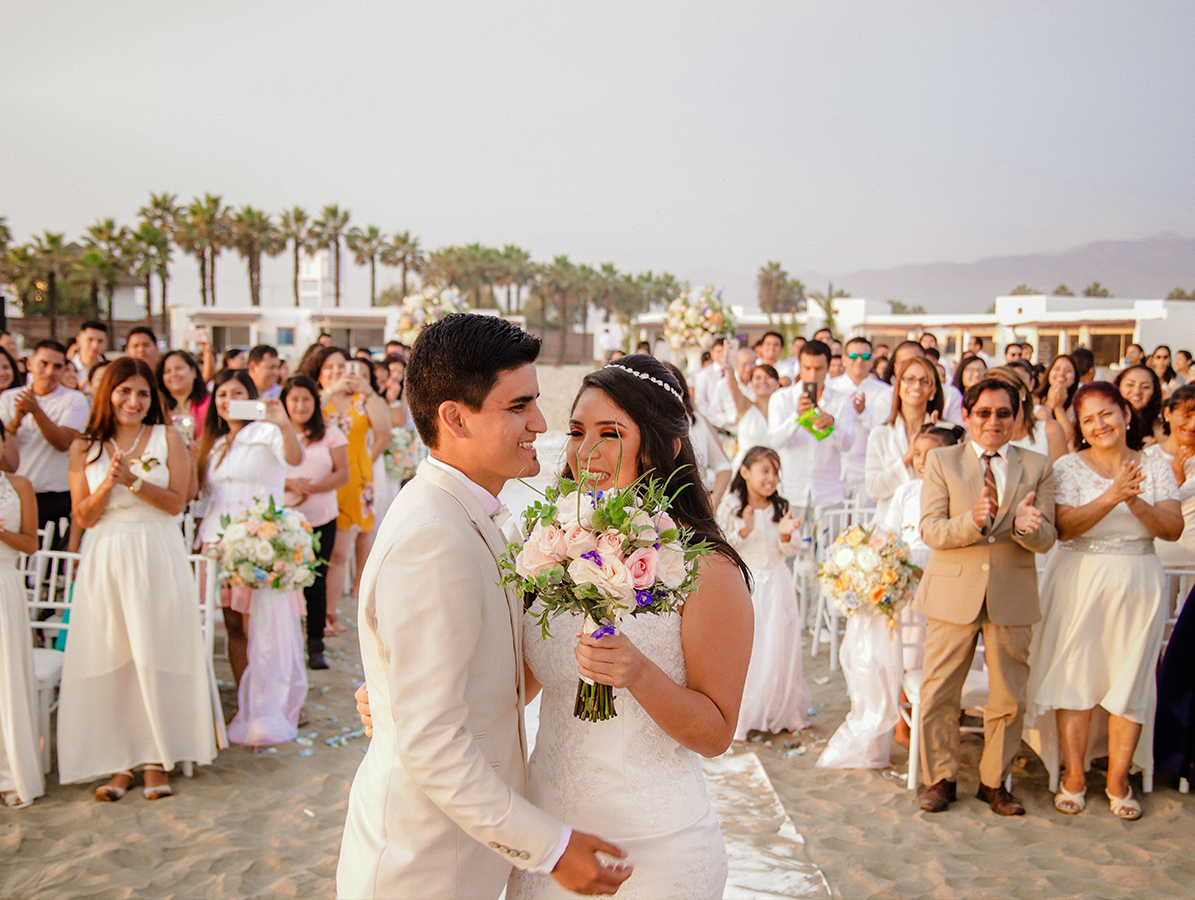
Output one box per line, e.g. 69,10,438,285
28,549,82,640
188,553,219,657
813,504,870,558
21,525,56,598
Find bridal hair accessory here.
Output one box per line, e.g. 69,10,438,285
603,362,685,406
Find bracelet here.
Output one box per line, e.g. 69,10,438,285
130,477,144,494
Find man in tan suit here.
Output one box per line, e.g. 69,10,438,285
337,315,630,898
916,378,1056,816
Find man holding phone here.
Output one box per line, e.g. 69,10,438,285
767,339,856,510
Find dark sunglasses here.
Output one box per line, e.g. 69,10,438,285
970,408,1014,420
847,352,872,361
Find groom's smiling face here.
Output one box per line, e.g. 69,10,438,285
454,362,546,494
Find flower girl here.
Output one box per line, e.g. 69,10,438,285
717,446,812,740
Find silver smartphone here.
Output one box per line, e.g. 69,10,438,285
227,399,267,421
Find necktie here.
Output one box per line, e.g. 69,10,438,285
983,451,999,506
491,505,512,530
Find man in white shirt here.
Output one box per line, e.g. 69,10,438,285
756,330,797,385
828,336,889,504
708,347,756,433
71,320,109,394
967,336,994,368
0,341,90,549
768,339,856,509
124,326,160,370
247,344,282,399
693,337,726,420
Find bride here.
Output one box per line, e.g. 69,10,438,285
357,355,753,898
507,355,753,899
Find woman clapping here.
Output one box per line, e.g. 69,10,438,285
60,358,216,801
1027,382,1183,820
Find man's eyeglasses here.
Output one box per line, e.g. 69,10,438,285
900,375,933,387
969,408,1014,420
847,352,872,361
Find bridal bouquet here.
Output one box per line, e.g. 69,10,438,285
396,286,467,345
817,525,919,626
664,285,736,350
216,497,320,591
499,474,712,722
382,428,428,481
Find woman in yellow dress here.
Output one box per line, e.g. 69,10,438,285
300,346,390,633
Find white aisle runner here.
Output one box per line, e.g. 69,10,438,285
523,697,830,898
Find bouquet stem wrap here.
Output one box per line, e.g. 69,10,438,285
575,616,618,722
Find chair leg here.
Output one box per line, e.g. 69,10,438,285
1144,766,1153,794
828,609,841,672
1180,777,1190,794
810,591,826,658
1005,773,1013,792
907,698,921,790
38,688,51,775
182,761,194,778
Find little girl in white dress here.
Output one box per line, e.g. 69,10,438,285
717,446,811,740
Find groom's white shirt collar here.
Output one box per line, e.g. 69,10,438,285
424,455,570,873
426,455,503,517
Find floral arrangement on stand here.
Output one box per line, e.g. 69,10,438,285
396,286,467,345
817,525,920,626
216,497,320,591
499,470,712,721
383,428,428,482
663,284,737,350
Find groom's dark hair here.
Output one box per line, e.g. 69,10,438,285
406,313,541,447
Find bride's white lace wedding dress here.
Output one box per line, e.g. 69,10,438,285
507,606,728,899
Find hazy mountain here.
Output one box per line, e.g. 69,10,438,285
798,234,1195,313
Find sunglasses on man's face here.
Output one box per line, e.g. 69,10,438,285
847,352,872,361
970,408,1014,420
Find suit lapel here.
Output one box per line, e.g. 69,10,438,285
959,443,983,509
992,446,1023,533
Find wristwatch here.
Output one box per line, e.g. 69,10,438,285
130,477,144,494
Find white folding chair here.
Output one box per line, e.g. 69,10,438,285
898,619,1010,792
809,504,869,670
187,553,228,769
28,548,81,774
1160,567,1194,794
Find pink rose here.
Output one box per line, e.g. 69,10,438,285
626,509,657,542
868,531,888,551
653,512,677,535
564,524,599,560
596,530,625,560
625,546,660,589
567,555,636,605
516,525,569,579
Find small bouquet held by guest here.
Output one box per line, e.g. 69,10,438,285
817,524,919,626
216,496,320,591
500,471,712,722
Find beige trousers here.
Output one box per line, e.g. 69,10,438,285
918,605,1032,788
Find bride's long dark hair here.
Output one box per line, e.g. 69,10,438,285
569,354,752,590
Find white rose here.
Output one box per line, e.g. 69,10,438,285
833,547,856,569
556,492,596,531
567,556,636,605
657,541,688,589
855,547,880,571
255,540,275,564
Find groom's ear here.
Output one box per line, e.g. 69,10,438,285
438,400,472,441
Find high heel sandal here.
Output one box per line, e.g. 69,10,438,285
95,770,134,802
142,764,173,801
2,791,32,810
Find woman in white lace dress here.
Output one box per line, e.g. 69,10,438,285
0,452,43,809
1027,382,1183,820
60,358,216,801
508,355,754,900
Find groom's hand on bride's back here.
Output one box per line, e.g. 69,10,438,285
552,831,632,895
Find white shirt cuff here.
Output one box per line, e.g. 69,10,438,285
532,826,572,874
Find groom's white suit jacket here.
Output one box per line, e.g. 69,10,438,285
337,460,562,900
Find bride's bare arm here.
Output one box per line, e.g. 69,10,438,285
575,554,753,757
524,661,541,702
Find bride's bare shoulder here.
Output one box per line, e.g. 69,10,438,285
682,552,750,615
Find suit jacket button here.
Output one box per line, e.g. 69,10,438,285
988,536,996,543
489,842,500,849
520,851,530,860
981,563,989,571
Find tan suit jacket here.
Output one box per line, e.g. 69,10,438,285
915,443,1057,627
337,461,561,900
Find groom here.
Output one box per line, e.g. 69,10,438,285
337,315,630,899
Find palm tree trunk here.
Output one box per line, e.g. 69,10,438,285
47,271,59,342
159,272,169,345
144,273,153,327
293,244,301,307
90,280,101,318
400,264,408,298
105,284,115,338
334,242,341,307
198,253,208,306
369,257,376,306
557,290,567,366
210,250,218,306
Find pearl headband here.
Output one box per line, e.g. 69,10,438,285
603,362,685,406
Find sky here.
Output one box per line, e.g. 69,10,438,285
3,1,1193,312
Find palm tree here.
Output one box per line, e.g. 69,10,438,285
1009,284,1041,295
1053,284,1075,296
806,281,849,339
0,217,10,255
84,218,132,334
311,205,350,306
179,194,229,306
279,207,312,307
637,271,681,313
500,245,533,313
128,224,166,327
139,193,182,336
346,225,386,305
1083,281,1111,297
32,232,74,341
379,231,424,300
232,206,284,307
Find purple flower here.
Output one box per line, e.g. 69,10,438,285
580,550,603,567
635,590,654,608
591,623,616,639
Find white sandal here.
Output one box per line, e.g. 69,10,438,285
95,770,134,802
1054,784,1086,814
2,791,32,810
1106,786,1142,820
142,764,173,801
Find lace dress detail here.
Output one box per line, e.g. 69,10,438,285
1054,453,1178,553
508,608,727,899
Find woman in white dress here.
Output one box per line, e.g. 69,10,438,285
725,363,780,473
865,356,945,522
0,444,43,809
60,358,216,801
1027,382,1183,820
663,363,731,508
1035,354,1078,449
198,370,305,746
717,446,809,740
508,355,754,900
990,364,1068,460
